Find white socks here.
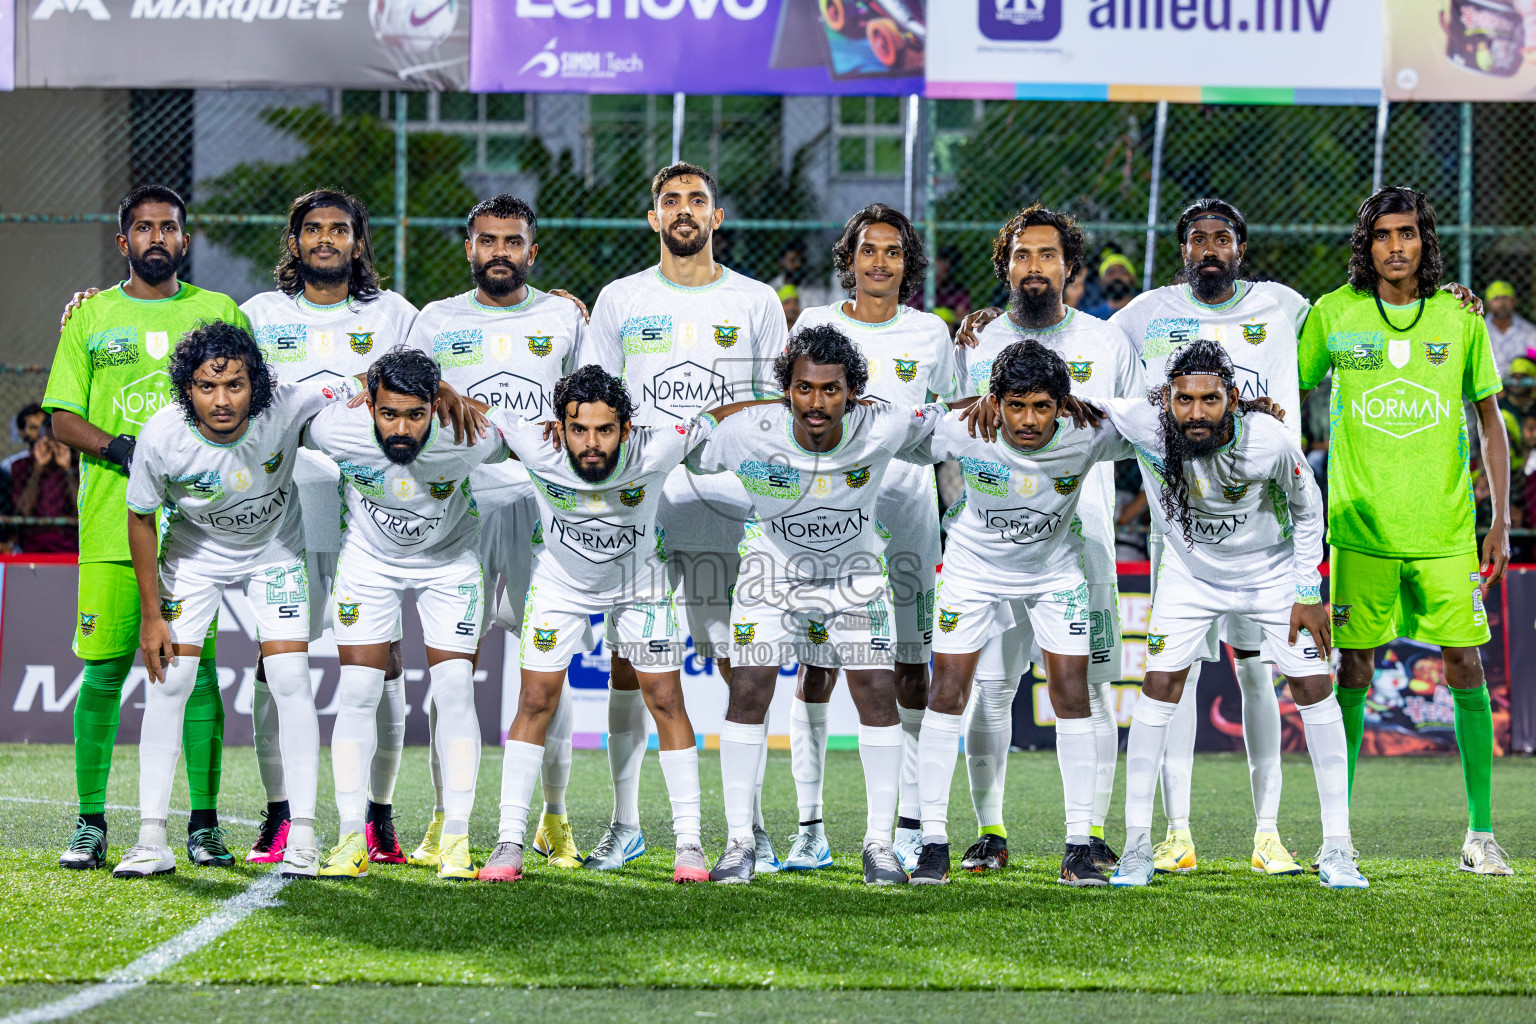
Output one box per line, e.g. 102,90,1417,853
426,695,444,813
262,651,319,821
370,673,406,806
251,671,287,803
1298,694,1351,841
753,731,769,830
859,723,903,845
138,655,200,823
1235,656,1283,833
543,682,573,816
1088,680,1118,829
720,720,766,843
966,676,1017,832
1158,661,1200,831
498,740,543,846
1125,693,1179,843
607,687,649,827
332,664,386,836
917,709,962,844
1055,716,1096,845
429,659,480,835
790,698,829,822
658,747,702,848
896,705,925,822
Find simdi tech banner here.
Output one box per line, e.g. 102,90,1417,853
470,0,923,95
17,0,469,88
1386,0,1536,100
926,0,1383,104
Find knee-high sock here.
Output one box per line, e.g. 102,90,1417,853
1298,694,1351,841
1056,716,1097,845
897,705,924,822
429,660,480,835
1157,661,1200,830
542,682,573,816
720,721,766,844
658,747,702,847
251,670,287,804
332,665,386,836
427,695,444,813
1335,683,1368,797
138,656,201,827
966,676,1017,836
791,698,830,822
918,709,963,843
369,673,406,806
182,656,224,812
752,730,768,830
859,723,903,845
1088,680,1117,831
1125,695,1180,845
1234,656,1282,832
1452,684,1495,833
262,652,319,822
74,652,134,816
497,740,543,846
607,688,648,827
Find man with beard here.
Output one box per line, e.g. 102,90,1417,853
405,194,611,871
1092,340,1365,890
784,203,959,873
47,185,248,873
304,347,505,880
953,204,1143,875
583,163,787,873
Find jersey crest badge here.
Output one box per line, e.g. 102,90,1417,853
348,332,374,355
263,451,284,475
1331,604,1352,627
1067,360,1093,383
533,627,559,652
807,619,829,645
429,480,456,500
1146,633,1167,655
845,466,871,489
620,485,645,507
713,325,739,348
1222,483,1249,502
1425,342,1450,366
1388,338,1412,368
894,359,918,382
1242,322,1266,345
337,602,361,627
229,468,253,494
159,598,183,622
1191,479,1207,499
146,331,169,360
527,335,553,357
392,478,415,500
733,623,756,645
811,475,832,496
938,609,961,633
78,612,98,637
1053,475,1080,495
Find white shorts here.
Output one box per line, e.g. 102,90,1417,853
160,554,311,647
520,579,682,673
975,625,1032,684
932,572,1091,659
730,575,894,670
1009,581,1123,685
667,549,740,661
879,463,941,665
331,552,486,654
305,549,338,642
1146,559,1327,678
1148,531,1261,654
481,493,539,635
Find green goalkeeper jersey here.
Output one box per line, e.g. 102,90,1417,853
43,282,249,564
1298,284,1502,559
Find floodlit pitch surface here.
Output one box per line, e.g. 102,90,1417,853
1,744,1534,1023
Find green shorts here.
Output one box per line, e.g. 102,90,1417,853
1329,547,1489,649
75,560,217,660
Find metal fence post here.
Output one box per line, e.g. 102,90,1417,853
903,94,920,219
1372,95,1390,192
672,92,685,165
1460,101,1473,286
1142,100,1168,293
394,91,408,298
923,98,937,311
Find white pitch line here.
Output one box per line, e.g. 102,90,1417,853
0,796,261,828
0,871,290,1024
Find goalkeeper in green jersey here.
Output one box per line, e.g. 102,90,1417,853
46,185,250,872
1298,186,1513,876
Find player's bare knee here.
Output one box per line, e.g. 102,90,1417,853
1287,673,1334,706
1142,670,1183,703
724,667,776,722
1337,647,1375,690
798,664,837,702
609,655,641,692
385,641,404,679
893,662,929,709
1442,646,1485,689
639,677,686,722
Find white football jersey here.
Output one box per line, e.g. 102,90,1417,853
1112,280,1310,445
304,401,509,574
1099,397,1323,596
127,381,358,576
687,401,947,584
961,307,1144,584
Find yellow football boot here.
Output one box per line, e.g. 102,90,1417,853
532,813,584,869
1152,828,1197,874
1251,832,1304,876
436,832,479,881
408,811,444,867
317,831,370,879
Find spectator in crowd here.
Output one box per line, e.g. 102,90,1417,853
1064,271,1086,310
11,422,78,553
1085,252,1138,319
930,243,972,320
778,283,801,331
1,404,47,477
1486,280,1536,379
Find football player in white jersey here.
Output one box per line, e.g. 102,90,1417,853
119,323,358,879
954,205,1144,875
687,325,972,885
1110,199,1308,877
785,204,959,872
406,194,608,872
305,347,505,882
907,340,1133,886
1090,340,1365,890
238,190,422,868
585,163,787,872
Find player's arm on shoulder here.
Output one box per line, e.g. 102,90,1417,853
685,410,747,476
584,289,626,376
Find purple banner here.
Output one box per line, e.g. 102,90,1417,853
470,0,924,95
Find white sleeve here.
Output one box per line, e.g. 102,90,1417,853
927,324,962,399
1109,324,1145,397
755,292,789,398
1271,435,1325,601
586,289,625,378
685,414,741,476
392,298,419,348
125,436,165,514
896,412,959,465
403,307,434,356
884,401,948,457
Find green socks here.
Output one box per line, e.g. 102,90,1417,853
1452,684,1494,833
73,652,135,815
182,657,225,812
1334,684,1369,798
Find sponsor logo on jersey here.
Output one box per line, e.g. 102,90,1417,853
894,358,918,382
739,460,801,499
645,360,727,419
713,325,739,348
983,504,1064,544
1222,483,1249,502
844,466,871,489
937,609,961,633
113,368,176,427
525,334,554,356
433,329,482,369
807,619,829,645
392,478,415,500
1425,342,1450,365
1142,317,1201,358
1242,322,1267,345
337,602,361,626
535,476,577,510
362,500,444,547
1331,604,1351,627
770,508,868,553
88,327,141,368
620,484,645,507
262,451,284,474
733,623,756,645
533,627,559,652
621,315,673,355
585,493,608,512
429,480,456,500
78,612,98,636
1188,512,1248,544
468,371,547,418
177,470,224,502
195,487,289,534
958,456,1009,497
1146,633,1167,655
1067,360,1093,383
1328,330,1384,371
1013,475,1037,496
340,462,386,498
552,516,644,563
160,598,183,621
1351,379,1453,439
1053,474,1080,495
1191,478,1207,499
255,324,307,364
347,332,374,355
229,467,254,494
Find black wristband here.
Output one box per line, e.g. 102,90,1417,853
101,434,136,470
